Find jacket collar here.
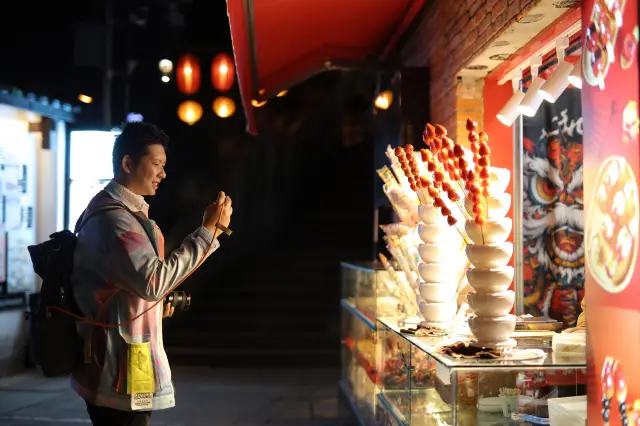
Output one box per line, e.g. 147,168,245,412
104,180,150,217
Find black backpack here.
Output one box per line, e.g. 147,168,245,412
25,204,124,377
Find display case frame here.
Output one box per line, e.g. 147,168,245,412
340,262,385,425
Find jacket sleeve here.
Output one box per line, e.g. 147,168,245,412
105,210,220,301
576,296,586,328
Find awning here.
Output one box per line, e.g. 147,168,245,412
227,0,426,135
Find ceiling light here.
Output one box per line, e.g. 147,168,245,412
517,56,545,117
497,76,525,126
568,63,582,89
539,36,573,103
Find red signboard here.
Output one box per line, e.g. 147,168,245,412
582,0,640,423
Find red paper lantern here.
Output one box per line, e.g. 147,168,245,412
176,54,201,95
211,53,235,92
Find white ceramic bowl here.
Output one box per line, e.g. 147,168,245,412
465,242,513,269
418,223,452,244
488,168,510,196
466,266,514,294
468,314,516,343
418,204,439,224
419,301,457,323
465,218,512,245
418,281,457,303
464,193,511,220
467,290,515,317
418,243,444,264
419,262,458,283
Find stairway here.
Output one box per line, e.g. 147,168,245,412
163,188,371,368
163,75,374,368
163,242,344,367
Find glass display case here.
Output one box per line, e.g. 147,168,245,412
341,300,379,424
341,262,401,323
340,261,404,425
376,318,588,426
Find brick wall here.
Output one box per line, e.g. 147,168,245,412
401,0,542,140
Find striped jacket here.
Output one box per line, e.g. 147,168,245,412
70,180,219,411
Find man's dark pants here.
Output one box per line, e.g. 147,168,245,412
85,401,151,426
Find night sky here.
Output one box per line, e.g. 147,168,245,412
0,0,234,129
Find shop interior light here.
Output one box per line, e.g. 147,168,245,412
497,75,525,127
78,94,93,104
568,62,582,89
374,90,393,110
277,90,288,97
539,37,573,103
161,75,170,83
517,56,545,117
251,99,267,107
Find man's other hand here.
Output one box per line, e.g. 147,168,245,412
163,303,175,319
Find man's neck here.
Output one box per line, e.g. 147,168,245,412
114,176,141,196
110,179,150,216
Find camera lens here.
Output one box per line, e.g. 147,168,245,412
163,291,191,311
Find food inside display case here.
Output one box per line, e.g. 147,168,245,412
376,318,586,426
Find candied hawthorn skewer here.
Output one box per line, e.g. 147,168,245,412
420,170,469,243
405,144,430,204
422,122,475,221
394,146,421,199
433,196,469,244
466,163,486,244
477,131,492,216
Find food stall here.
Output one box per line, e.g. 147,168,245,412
227,0,639,424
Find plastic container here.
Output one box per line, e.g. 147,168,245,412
552,332,586,356
548,395,587,426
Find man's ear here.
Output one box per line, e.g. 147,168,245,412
122,155,133,174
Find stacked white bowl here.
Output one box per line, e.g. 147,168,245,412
463,168,516,348
415,201,466,327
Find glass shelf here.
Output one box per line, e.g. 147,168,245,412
377,317,586,373
341,299,377,331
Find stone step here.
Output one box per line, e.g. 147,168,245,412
186,298,338,313
165,346,340,368
166,311,337,332
164,330,338,351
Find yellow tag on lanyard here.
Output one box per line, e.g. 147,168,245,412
127,342,155,395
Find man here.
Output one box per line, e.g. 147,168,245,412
70,122,232,426
563,297,586,333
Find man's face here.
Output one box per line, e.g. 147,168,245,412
123,144,167,196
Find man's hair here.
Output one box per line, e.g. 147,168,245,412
112,122,169,175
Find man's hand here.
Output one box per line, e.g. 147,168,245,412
563,327,586,333
163,303,175,319
203,191,233,236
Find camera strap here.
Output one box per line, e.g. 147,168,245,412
47,192,222,329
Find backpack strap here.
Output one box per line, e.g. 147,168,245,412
74,192,158,256
74,205,124,234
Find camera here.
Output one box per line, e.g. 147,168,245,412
163,291,191,312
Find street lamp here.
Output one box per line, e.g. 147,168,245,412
158,59,173,73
